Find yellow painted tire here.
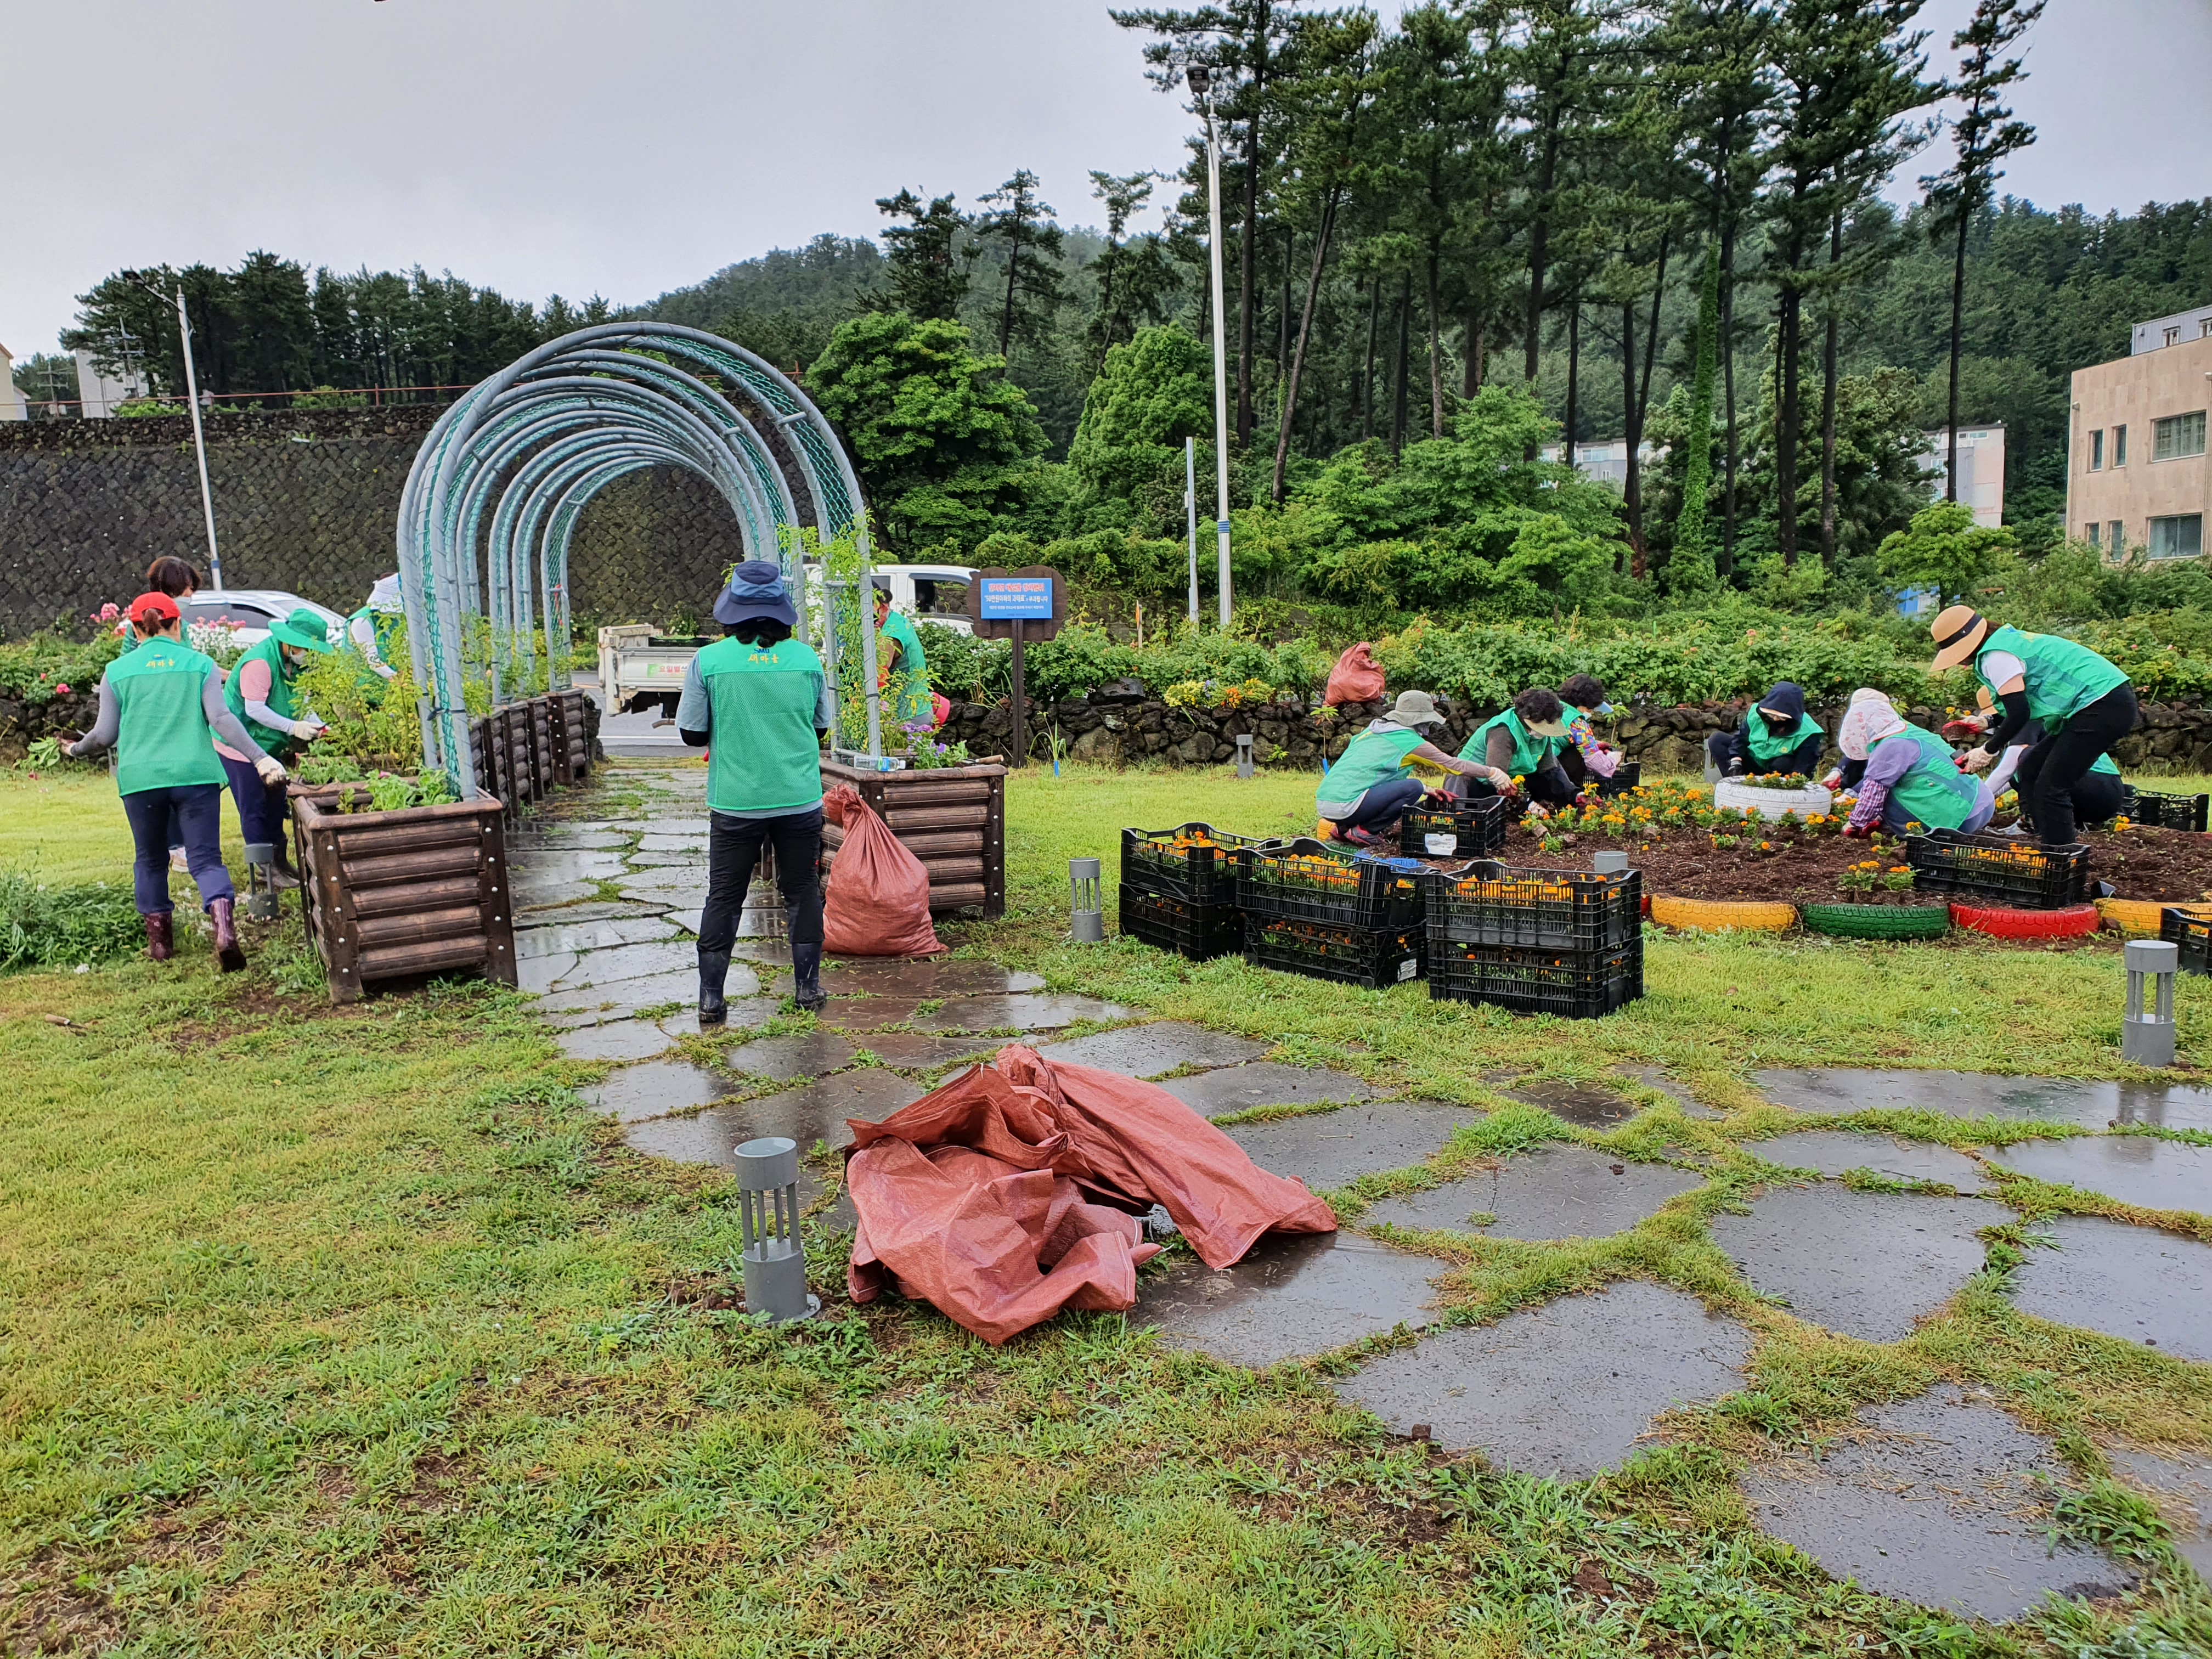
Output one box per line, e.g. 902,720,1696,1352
1648,895,1798,932
2096,897,2168,936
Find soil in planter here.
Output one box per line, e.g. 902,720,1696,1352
2084,825,2212,904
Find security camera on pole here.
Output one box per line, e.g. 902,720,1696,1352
1188,64,1232,631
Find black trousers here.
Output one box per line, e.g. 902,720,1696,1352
699,806,825,953
2015,684,2138,846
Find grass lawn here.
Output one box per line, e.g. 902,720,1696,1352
3,758,2209,1655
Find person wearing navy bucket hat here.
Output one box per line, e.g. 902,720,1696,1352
675,560,836,1020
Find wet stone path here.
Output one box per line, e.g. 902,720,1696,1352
512,769,2204,1627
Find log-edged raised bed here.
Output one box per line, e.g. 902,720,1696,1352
820,759,1006,919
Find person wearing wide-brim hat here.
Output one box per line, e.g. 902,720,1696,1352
1317,690,1492,847
64,592,286,970
1928,603,2136,847
219,606,336,885
1942,685,2127,836
676,560,835,1018
1458,686,1581,810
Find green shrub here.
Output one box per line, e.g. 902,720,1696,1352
0,874,145,973
0,631,125,703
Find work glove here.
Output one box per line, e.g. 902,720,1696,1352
254,755,287,787
1821,769,1844,790
1842,820,1872,839
1938,718,1983,742
290,715,327,742
1961,746,1995,775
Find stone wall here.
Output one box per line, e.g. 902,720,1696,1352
0,408,750,639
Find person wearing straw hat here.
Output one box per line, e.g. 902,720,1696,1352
64,591,285,969
348,573,406,683
1459,687,1580,811
1943,686,2125,835
1831,688,1993,838
1317,690,1491,847
678,561,834,1020
219,606,336,886
1927,605,2135,847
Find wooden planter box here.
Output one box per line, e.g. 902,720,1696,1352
289,788,518,1003
820,760,1006,918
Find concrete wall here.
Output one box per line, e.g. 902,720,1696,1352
2070,331,2212,557
0,344,22,422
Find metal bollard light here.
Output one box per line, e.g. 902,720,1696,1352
242,841,280,921
1592,850,1630,876
1234,733,1255,780
2123,939,2179,1067
1070,857,1105,943
733,1136,818,1323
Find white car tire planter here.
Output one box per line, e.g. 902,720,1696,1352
1713,778,1833,822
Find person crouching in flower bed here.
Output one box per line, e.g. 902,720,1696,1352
64,592,286,969
1457,688,1579,812
1832,689,1993,840
1317,691,1492,848
1707,681,1824,780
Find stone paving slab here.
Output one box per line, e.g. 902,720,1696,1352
907,994,1133,1034
1743,1384,2133,1621
624,851,710,868
546,941,718,993
1216,1101,1471,1193
1616,1065,1726,1119
1037,1023,1268,1080
516,917,685,960
2009,1214,2212,1359
1986,1135,2212,1216
2106,1445,2212,1578
1334,1280,1750,1479
1748,1130,1991,1195
516,880,602,910
535,969,698,1027
1501,1076,1643,1129
556,1019,675,1063
509,826,629,850
848,1030,1003,1071
1709,1184,2010,1342
623,1068,921,1163
815,999,929,1034
1756,1068,2212,1132
1135,1231,1437,1368
517,950,577,993
725,1031,859,1082
636,832,708,851
511,849,629,884
1363,1144,1703,1240
1160,1061,1373,1116
620,1112,852,1231
582,1059,730,1123
515,900,672,930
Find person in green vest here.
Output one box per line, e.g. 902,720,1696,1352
1706,681,1824,780
1457,687,1578,809
348,573,406,683
1931,604,2136,846
1949,687,2126,834
1833,689,1993,838
678,561,835,1020
64,591,286,969
220,607,335,884
1317,690,1494,846
872,577,936,731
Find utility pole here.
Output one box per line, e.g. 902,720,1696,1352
1184,435,1198,626
124,270,224,589
1190,65,1233,630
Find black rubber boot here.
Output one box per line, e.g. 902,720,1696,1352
697,949,731,1025
792,942,827,1012
210,897,246,973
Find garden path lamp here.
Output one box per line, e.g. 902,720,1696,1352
1188,64,1233,630
734,1136,817,1322
2123,939,2179,1068
1593,850,1630,876
1235,733,1255,779
121,270,222,591
1070,857,1104,943
242,841,281,921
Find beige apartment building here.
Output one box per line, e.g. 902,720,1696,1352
2069,302,2212,561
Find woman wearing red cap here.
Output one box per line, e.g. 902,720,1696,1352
64,591,287,969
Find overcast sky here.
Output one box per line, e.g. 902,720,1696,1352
5,0,2207,362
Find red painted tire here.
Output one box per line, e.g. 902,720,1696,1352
1949,901,2101,939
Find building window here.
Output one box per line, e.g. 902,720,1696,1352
2204,318,2212,338
2090,429,2103,469
2154,411,2209,461
2165,326,2182,347
2114,424,2128,466
2149,515,2204,560
2086,523,2102,550
2112,520,2125,554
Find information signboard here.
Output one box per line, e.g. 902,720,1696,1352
978,574,1054,620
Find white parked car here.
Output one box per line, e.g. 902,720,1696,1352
803,562,977,637
178,590,348,652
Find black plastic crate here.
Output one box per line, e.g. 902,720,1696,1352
1592,760,1644,798
2160,905,2212,976
1398,797,1510,859
1121,822,1276,906
1426,862,1642,951
1904,828,2091,910
1243,913,1425,989
2122,787,2210,833
1119,887,1243,962
1239,838,1427,930
1429,937,1644,1018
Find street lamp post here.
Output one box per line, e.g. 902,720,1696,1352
123,270,224,590
1188,65,1232,631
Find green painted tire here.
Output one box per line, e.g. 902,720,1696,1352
1801,902,1951,940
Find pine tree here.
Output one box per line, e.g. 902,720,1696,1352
973,170,1067,360
873,189,972,321
1670,241,1722,593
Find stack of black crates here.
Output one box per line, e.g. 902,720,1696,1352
2162,905,2212,976
1119,823,1274,961
1239,839,1429,988
1903,828,2091,910
1424,862,1644,1017
2121,786,2211,832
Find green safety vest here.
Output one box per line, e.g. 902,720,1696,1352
1319,724,1424,814
879,608,933,728
222,634,301,757
1460,707,1560,778
1746,708,1824,764
105,636,227,795
1972,625,2130,725
2091,752,2120,777
1870,724,1982,832
697,635,827,815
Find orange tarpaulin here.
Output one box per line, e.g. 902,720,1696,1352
845,1046,1337,1346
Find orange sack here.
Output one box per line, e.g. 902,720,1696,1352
845,1046,1338,1346
1324,641,1385,707
820,782,947,957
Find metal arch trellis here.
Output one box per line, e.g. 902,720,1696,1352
394,321,882,800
